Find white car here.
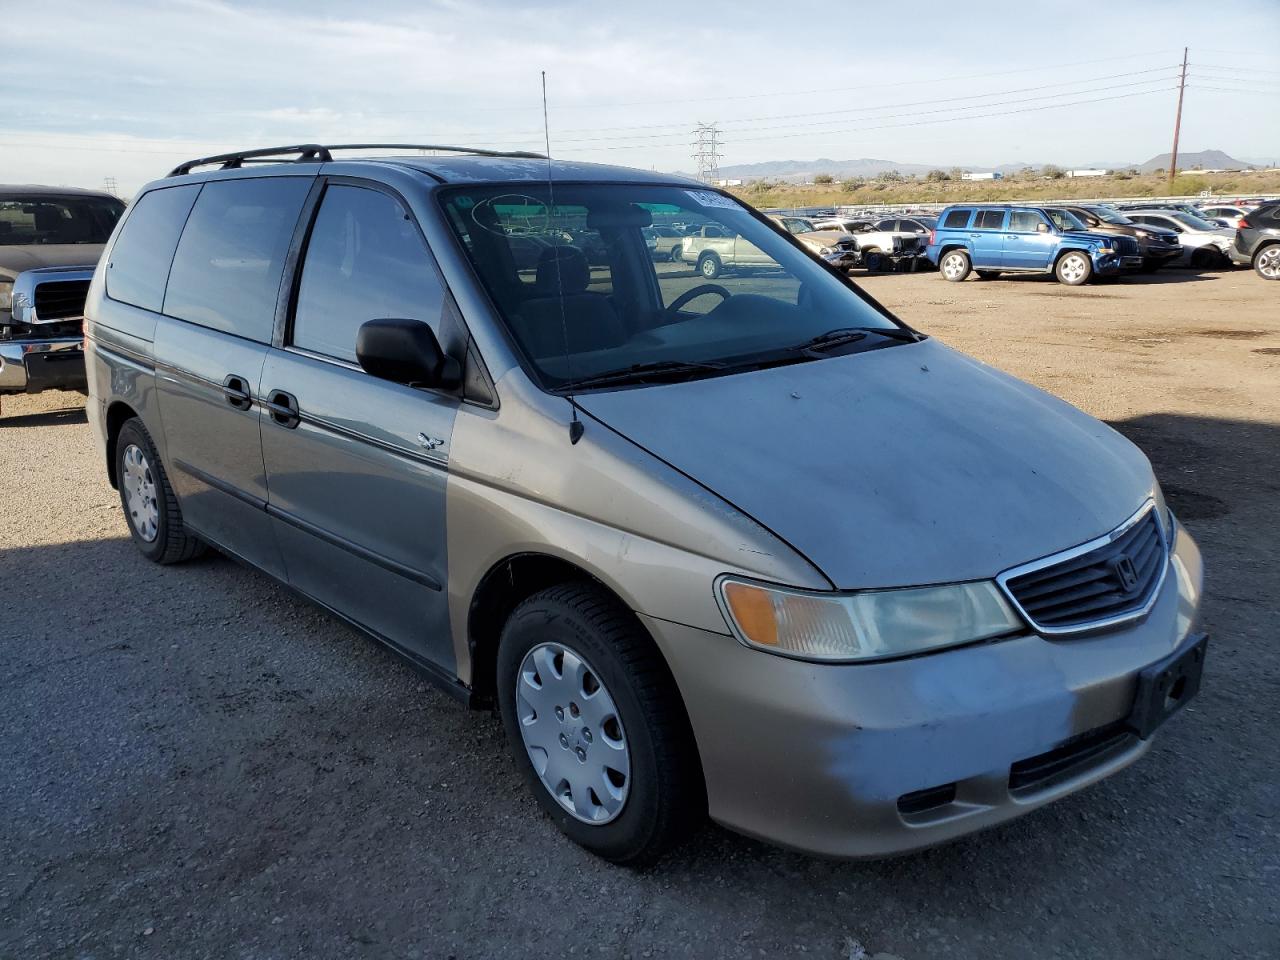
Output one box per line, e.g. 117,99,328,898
1197,205,1253,228
1123,210,1237,268
811,217,928,271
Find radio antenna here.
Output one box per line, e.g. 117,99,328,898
543,70,584,445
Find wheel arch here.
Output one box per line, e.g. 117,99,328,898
938,242,970,259
104,400,140,489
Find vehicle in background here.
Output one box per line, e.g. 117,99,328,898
1226,201,1280,279
1056,205,1182,272
890,215,938,236
811,217,928,271
643,226,686,262
0,185,125,415
1117,202,1232,228
681,216,857,278
1197,204,1253,228
926,204,1142,285
1122,211,1236,268
86,144,1205,865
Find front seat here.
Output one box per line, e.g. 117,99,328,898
512,246,627,359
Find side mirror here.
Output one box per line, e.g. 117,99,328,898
356,318,462,390
1036,222,1051,233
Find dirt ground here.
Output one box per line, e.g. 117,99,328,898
2,266,1277,959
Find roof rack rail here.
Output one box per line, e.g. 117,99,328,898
167,143,546,177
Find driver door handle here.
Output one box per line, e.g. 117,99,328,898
222,374,253,411
262,389,301,429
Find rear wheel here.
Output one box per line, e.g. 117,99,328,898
1254,244,1280,280
697,252,722,280
115,418,204,564
1055,251,1092,285
940,249,971,282
497,583,703,865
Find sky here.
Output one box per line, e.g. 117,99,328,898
2,0,1278,194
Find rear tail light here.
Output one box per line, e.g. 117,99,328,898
1238,217,1251,229
928,229,936,245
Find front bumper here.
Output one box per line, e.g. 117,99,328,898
0,337,87,394
645,520,1203,858
822,250,859,269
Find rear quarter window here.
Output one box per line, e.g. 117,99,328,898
164,177,311,342
106,185,200,313
942,209,971,229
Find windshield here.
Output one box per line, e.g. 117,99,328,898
1046,209,1086,232
439,184,904,390
0,196,124,245
781,217,816,234
1083,206,1130,225
1173,211,1218,231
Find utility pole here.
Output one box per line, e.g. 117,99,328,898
691,123,722,184
1168,47,1188,188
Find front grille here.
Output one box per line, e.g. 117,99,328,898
1115,236,1140,256
1004,509,1166,631
33,279,91,322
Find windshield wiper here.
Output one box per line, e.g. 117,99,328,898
557,359,726,391
789,325,919,355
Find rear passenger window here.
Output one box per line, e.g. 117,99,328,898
1008,211,1043,232
973,210,1006,230
291,185,444,363
164,178,311,342
943,209,971,229
106,185,200,313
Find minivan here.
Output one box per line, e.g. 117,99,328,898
86,145,1207,864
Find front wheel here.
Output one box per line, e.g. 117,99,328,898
115,418,204,564
669,246,684,263
1190,247,1221,270
1055,251,1092,285
697,253,722,279
1254,244,1280,280
496,583,704,865
940,249,971,282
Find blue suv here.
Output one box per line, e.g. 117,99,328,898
925,205,1143,285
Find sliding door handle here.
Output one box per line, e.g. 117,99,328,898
221,374,253,410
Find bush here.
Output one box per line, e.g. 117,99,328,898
925,169,950,182
813,173,834,185
1041,164,1065,180
1170,174,1208,195
841,178,865,192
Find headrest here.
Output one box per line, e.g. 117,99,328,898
534,245,590,295
586,203,652,229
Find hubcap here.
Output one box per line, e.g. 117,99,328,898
701,259,716,277
1258,248,1280,278
1062,254,1087,282
943,254,965,279
121,443,159,542
515,642,630,825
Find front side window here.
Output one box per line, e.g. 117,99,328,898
0,196,124,246
291,185,444,363
439,184,905,390
164,177,311,342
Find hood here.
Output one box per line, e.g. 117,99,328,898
578,338,1154,589
798,230,854,247
1061,230,1119,246
0,243,107,279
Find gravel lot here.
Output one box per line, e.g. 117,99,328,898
2,266,1277,960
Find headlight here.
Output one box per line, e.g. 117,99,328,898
1153,481,1175,543
1135,229,1150,238
1097,246,1116,255
0,280,12,311
818,246,834,255
717,577,1022,662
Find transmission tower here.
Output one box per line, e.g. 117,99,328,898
103,176,118,196
691,123,722,183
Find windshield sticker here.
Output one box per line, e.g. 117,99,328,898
685,190,742,211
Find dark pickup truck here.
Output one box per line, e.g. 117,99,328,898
1,185,125,415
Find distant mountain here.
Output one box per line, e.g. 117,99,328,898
1138,149,1253,172
714,157,937,181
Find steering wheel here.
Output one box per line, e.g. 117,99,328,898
665,284,731,316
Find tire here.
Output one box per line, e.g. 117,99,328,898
939,249,971,282
496,582,704,865
862,248,884,272
115,418,204,564
975,270,1001,280
1055,250,1092,286
697,253,722,280
1254,244,1280,280
669,246,684,263
1140,258,1165,273
1190,247,1218,270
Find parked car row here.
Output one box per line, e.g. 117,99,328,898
925,200,1280,284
